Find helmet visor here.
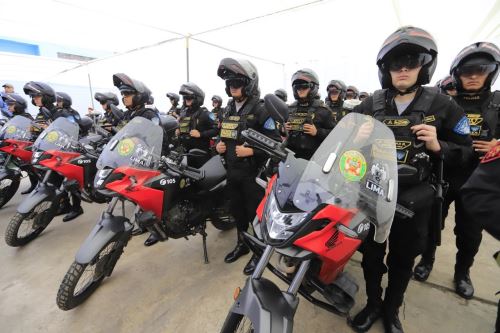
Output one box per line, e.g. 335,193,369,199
293,82,313,91
383,53,432,72
457,64,497,77
226,78,248,89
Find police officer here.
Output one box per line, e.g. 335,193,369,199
211,95,224,124
177,82,217,166
346,85,360,100
284,69,335,160
348,26,471,333
359,91,370,101
274,88,288,103
1,83,16,118
413,42,500,299
54,92,81,123
166,92,181,119
94,92,123,132
112,73,164,246
436,75,457,96
325,79,348,122
215,58,280,275
2,93,33,120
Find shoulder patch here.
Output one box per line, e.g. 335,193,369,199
209,112,216,121
424,115,435,123
263,117,276,130
453,116,470,135
481,143,500,164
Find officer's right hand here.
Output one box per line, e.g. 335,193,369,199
284,122,292,131
175,129,180,136
216,141,226,154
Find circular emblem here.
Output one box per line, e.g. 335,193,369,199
5,125,16,134
46,131,59,143
179,178,186,189
339,150,367,182
117,138,135,157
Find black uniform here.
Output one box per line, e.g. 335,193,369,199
420,90,500,275
178,105,217,152
287,99,335,159
326,98,348,123
219,96,280,233
354,87,471,314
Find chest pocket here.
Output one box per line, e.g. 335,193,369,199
179,117,191,134
289,112,311,132
220,116,243,140
379,115,424,164
466,113,485,138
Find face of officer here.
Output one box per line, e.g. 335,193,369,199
33,96,43,107
328,88,340,102
459,70,488,92
184,95,194,107
390,66,421,92
121,91,135,108
56,100,64,108
4,86,13,94
169,98,176,106
212,100,220,108
346,90,356,100
8,103,16,114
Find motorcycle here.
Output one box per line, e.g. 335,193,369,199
4,117,104,247
220,95,412,333
56,116,234,311
0,115,36,208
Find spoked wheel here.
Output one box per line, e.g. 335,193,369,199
220,313,255,333
4,200,54,247
56,236,127,311
0,176,20,209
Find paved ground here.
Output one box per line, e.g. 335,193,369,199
0,179,498,333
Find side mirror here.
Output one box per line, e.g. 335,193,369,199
40,107,52,120
263,94,288,124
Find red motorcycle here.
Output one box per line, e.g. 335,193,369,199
56,116,234,310
220,96,412,333
0,115,36,208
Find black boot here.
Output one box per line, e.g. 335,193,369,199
454,271,474,299
224,240,249,263
62,207,83,222
382,308,404,333
347,303,382,332
132,227,147,236
243,254,259,275
413,257,434,282
144,233,159,247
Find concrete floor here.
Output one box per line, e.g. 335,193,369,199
0,179,498,333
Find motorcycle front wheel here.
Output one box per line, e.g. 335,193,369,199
0,175,20,209
220,313,255,333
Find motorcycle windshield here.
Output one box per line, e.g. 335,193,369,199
33,117,80,152
0,116,33,140
292,113,398,243
96,117,163,170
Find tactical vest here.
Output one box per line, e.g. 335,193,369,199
179,116,192,134
372,88,438,183
465,91,500,140
288,104,315,132
220,100,258,144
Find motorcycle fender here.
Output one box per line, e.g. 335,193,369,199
17,184,56,214
230,277,298,333
75,213,132,264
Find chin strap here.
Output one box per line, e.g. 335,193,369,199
396,84,419,96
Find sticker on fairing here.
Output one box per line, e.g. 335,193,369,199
339,150,367,182
117,138,136,157
263,117,276,130
453,116,471,135
45,131,59,143
5,125,16,134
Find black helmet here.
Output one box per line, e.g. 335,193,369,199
148,95,154,105
326,80,347,100
166,92,180,105
291,68,319,101
359,91,369,99
376,26,438,90
94,92,119,106
217,58,259,99
436,75,456,93
2,93,27,113
23,81,56,106
112,73,151,108
179,82,205,108
274,89,288,102
450,42,500,93
79,116,93,134
346,85,359,99
211,95,223,105
56,92,72,108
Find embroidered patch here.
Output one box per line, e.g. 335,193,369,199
263,117,276,130
453,116,471,135
209,112,216,121
481,143,500,164
424,115,435,123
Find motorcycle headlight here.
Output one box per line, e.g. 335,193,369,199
94,168,113,188
263,193,308,240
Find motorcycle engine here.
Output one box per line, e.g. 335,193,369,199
166,200,205,236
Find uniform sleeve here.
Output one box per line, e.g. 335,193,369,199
437,100,473,167
353,98,373,115
199,110,218,138
315,107,335,140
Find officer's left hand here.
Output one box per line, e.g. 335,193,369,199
473,138,497,154
411,124,441,153
190,129,201,138
303,124,317,136
236,145,254,157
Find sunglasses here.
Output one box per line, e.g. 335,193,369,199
383,53,432,72
183,95,195,101
328,88,340,94
457,64,497,77
121,91,135,97
293,82,313,91
226,78,247,89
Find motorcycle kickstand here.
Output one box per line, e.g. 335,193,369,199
201,229,209,264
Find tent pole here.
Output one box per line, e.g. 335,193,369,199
186,35,191,82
